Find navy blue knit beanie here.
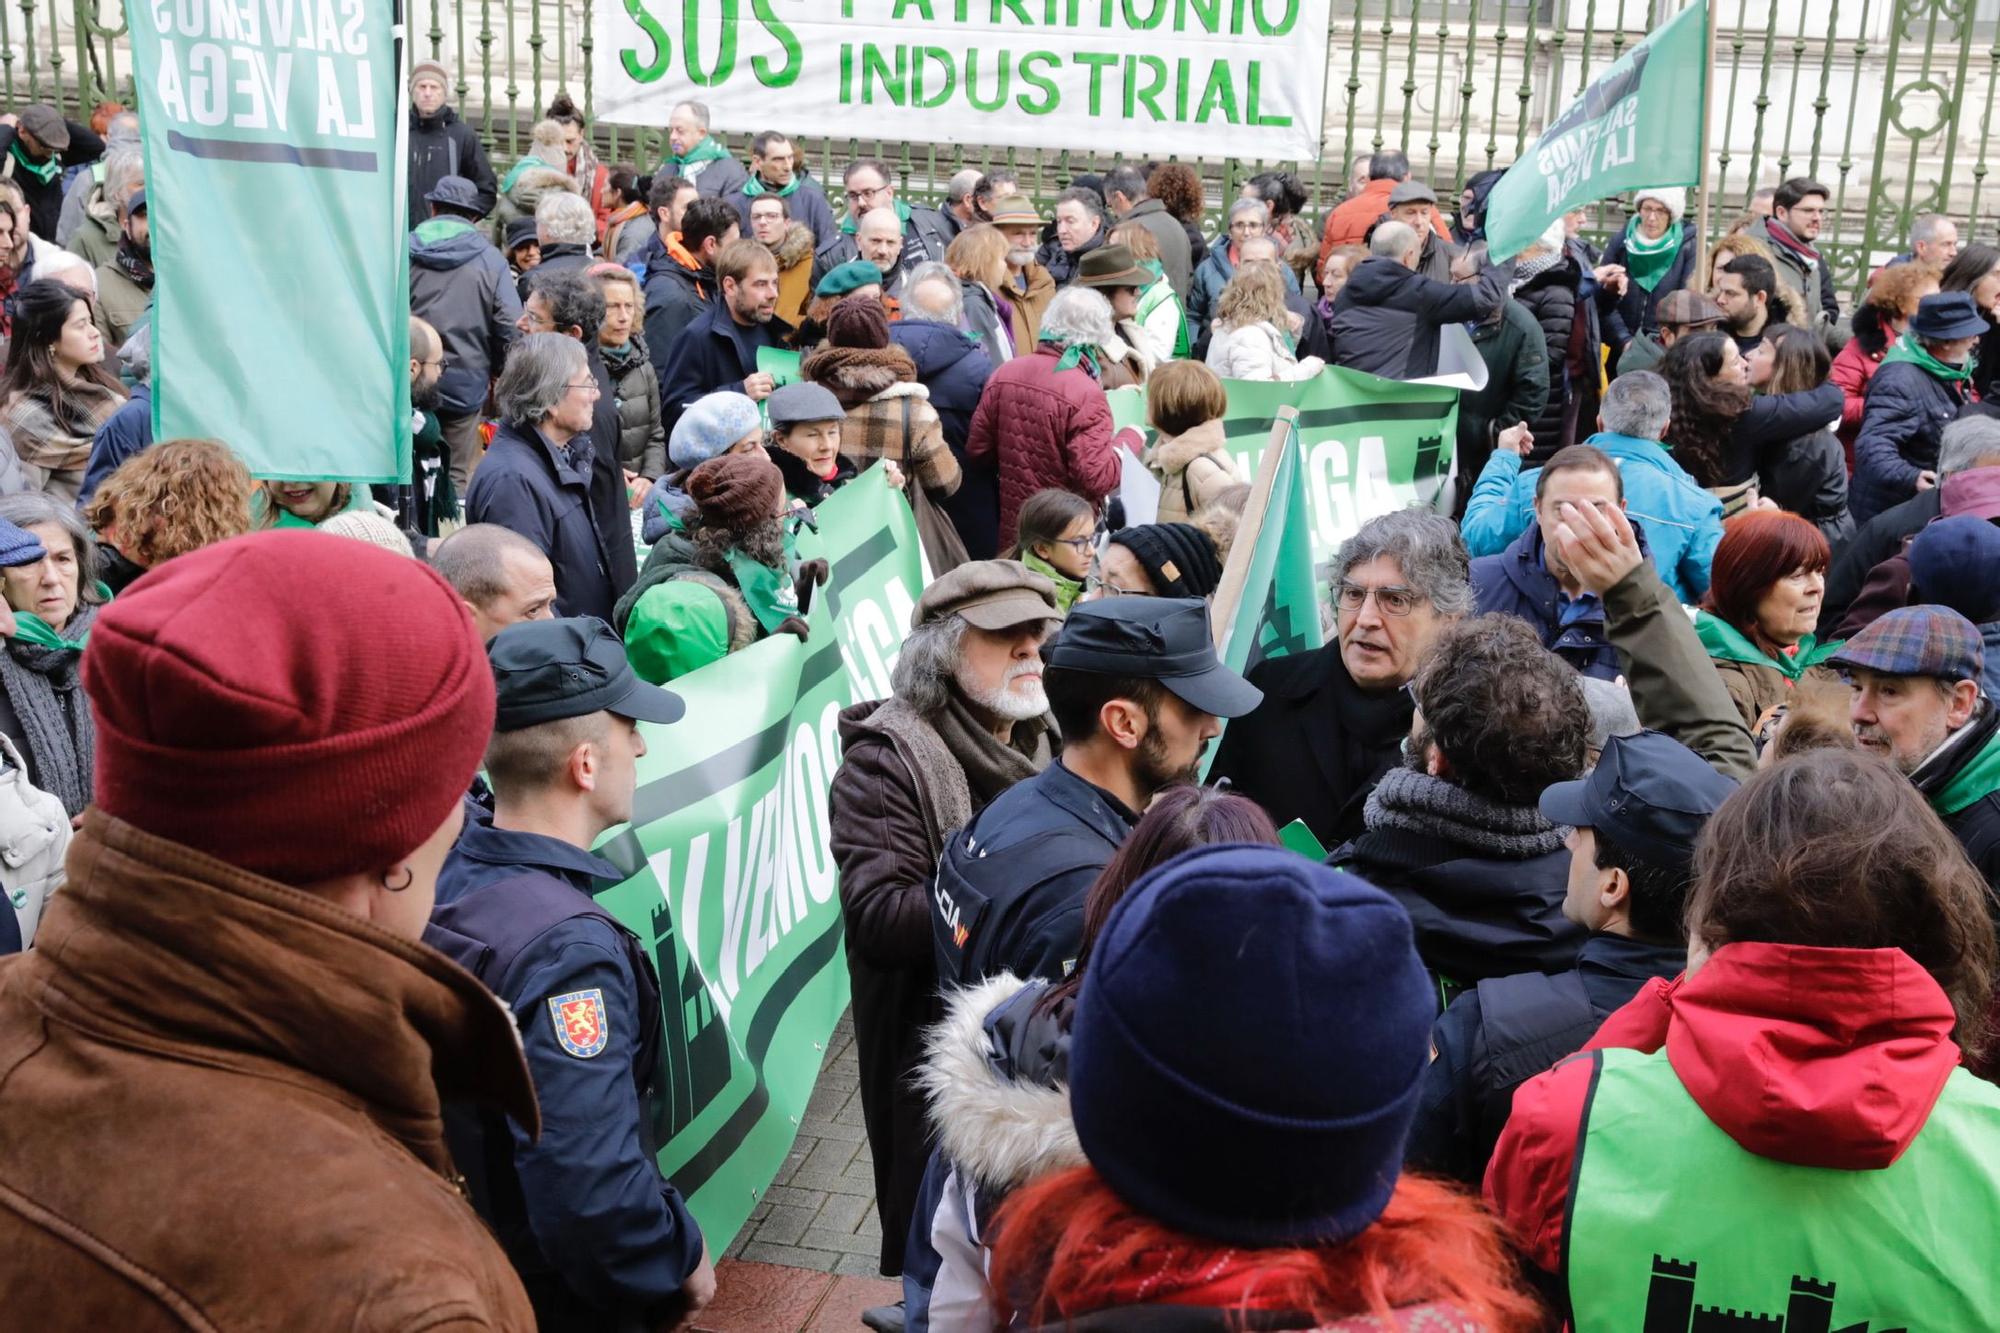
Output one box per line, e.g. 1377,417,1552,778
1067,844,1434,1247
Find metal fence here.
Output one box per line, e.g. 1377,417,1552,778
33,0,2000,298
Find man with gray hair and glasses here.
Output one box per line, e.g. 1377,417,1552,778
1461,369,1724,604
465,332,621,622
1211,509,1472,847
1822,413,2000,635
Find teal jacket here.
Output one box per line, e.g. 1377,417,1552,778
1460,431,1724,604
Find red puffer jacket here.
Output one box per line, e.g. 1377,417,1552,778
967,342,1134,550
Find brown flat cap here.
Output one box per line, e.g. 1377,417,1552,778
1655,289,1724,328
913,559,1061,632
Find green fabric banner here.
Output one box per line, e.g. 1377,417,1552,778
1481,0,1710,260
588,470,922,1249
128,6,410,482
1110,366,1460,581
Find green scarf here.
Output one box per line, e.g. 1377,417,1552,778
1621,217,1683,292
743,174,800,199
1694,611,1843,681
9,610,85,652
1881,331,1975,382
724,547,801,633
669,136,731,170
1934,721,2000,816
1052,343,1101,377
1021,551,1083,613
413,215,475,246
8,139,58,185
841,196,910,236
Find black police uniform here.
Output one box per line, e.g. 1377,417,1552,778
931,759,1138,986
932,596,1262,987
423,617,697,1333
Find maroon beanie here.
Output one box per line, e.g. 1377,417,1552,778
688,452,785,532
83,530,496,884
826,293,891,350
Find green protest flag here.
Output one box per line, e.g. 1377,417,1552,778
588,468,923,1248
757,347,803,390
1481,0,1710,260
127,4,408,482
1203,408,1322,777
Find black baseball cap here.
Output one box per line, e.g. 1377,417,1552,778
489,617,685,732
1043,596,1263,718
1538,730,1736,871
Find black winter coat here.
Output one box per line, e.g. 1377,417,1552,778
1511,257,1581,448
1914,702,2000,892
405,105,497,229
1819,486,1941,635
1329,256,1512,379
1760,426,1856,548
641,258,714,380
1457,300,1551,497
653,300,791,441
889,320,1000,558
1207,643,1413,850
587,347,640,596
464,420,621,623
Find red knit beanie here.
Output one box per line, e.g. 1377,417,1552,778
826,294,891,349
83,530,497,884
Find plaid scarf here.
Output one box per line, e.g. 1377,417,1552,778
0,379,126,472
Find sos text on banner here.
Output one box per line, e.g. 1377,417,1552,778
127,0,410,483
596,0,1333,161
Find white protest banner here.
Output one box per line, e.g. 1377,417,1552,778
596,1,1333,161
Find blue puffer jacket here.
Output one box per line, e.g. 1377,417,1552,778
1471,523,1652,680
1461,431,1723,604
1852,358,1974,523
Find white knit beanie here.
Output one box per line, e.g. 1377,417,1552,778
1632,187,1687,225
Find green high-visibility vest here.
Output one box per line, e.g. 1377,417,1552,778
1136,280,1191,360
1566,1045,2000,1332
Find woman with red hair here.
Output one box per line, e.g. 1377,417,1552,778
1694,510,1847,728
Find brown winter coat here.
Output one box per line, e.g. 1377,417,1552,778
773,221,817,332
0,812,540,1331
1144,418,1238,525
1005,262,1057,352
801,343,962,498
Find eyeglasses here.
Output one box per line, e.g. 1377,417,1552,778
1049,534,1095,554
565,380,600,392
1336,582,1422,617
845,183,889,205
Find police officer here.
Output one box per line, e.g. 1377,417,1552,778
426,617,713,1332
931,596,1262,986
1408,730,1736,1183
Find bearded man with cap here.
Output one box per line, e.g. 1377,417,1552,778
1832,604,2000,887
406,58,498,229
615,451,827,683
1409,730,1737,1185
829,559,1060,1279
0,531,536,1327
979,846,1543,1329
932,596,1260,987
426,617,711,1332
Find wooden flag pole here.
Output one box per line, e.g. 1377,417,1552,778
1210,405,1299,652
1691,0,1719,286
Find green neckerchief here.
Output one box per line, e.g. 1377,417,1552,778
1052,343,1101,377
1021,550,1083,613
1881,331,1975,382
9,611,81,652
743,174,800,199
669,136,731,170
8,139,58,185
841,196,910,235
724,523,804,633
1693,610,1842,681
1621,217,1684,292
1934,719,2000,816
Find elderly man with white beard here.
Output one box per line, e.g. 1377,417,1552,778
828,560,1063,1283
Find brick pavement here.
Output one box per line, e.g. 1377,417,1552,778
693,1009,903,1332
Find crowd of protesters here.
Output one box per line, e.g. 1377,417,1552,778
0,65,1992,1333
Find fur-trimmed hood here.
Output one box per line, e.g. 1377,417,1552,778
774,220,816,269
1144,417,1229,476
917,974,1083,1194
